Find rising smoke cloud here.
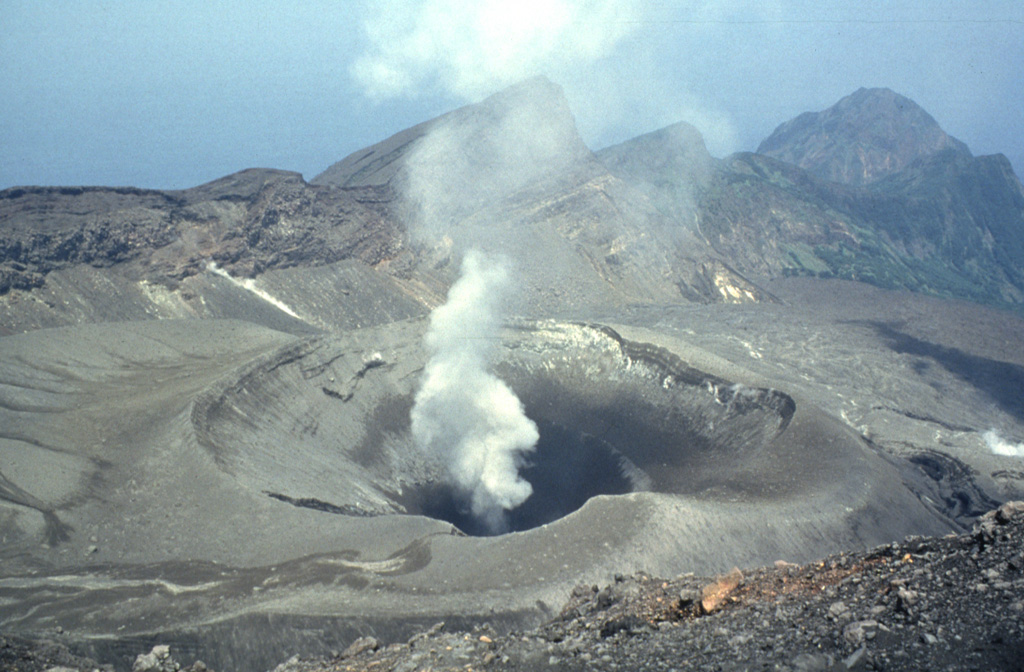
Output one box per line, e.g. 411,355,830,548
350,0,640,102
983,429,1024,458
389,64,575,535
410,249,539,533
353,1,638,533
348,0,740,156
400,79,589,250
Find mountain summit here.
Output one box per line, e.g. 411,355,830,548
312,75,597,192
757,87,971,185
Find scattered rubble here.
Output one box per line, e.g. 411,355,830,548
269,501,1024,671
4,502,1023,671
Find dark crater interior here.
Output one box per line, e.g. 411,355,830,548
393,327,798,536
199,324,798,537
398,420,637,536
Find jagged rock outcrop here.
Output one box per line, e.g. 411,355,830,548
0,169,400,289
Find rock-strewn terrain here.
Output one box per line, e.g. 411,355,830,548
275,501,1024,671
7,501,1020,672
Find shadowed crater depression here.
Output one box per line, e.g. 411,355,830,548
196,321,797,536
400,420,637,536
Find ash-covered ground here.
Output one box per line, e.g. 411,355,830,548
2,279,1023,672
275,503,1024,672
5,501,1022,672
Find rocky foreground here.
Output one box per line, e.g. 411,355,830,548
3,503,1023,672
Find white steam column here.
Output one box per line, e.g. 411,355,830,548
411,249,539,534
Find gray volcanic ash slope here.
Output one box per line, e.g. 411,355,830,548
1,78,1023,671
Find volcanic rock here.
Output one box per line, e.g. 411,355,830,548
699,567,743,614
757,87,971,185
266,501,1024,672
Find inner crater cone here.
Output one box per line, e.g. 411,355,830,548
197,320,965,550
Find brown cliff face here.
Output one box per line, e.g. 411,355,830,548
0,169,402,292
757,87,971,185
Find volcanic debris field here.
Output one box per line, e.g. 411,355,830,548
247,501,1024,672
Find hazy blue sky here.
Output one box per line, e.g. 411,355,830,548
2,1,1022,190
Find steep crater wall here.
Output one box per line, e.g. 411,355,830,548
192,321,798,535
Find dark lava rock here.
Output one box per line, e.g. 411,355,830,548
254,501,1024,671
0,638,216,672
0,632,111,672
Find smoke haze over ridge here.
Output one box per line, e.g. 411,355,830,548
350,0,641,102
348,0,743,163
4,2,1023,189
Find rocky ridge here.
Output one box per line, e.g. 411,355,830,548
3,80,1024,321
694,146,1024,307
274,501,1024,671
7,502,1020,671
0,169,400,293
756,87,972,185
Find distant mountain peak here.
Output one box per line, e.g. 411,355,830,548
312,75,593,191
757,87,971,185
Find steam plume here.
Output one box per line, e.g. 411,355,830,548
351,0,640,101
983,429,1024,457
410,249,539,533
349,0,740,156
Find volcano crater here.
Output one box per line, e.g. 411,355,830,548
196,320,798,536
